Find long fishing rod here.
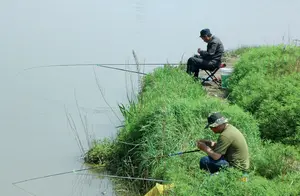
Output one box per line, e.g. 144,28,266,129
12,166,103,185
77,173,169,183
23,63,184,75
12,150,198,185
168,149,200,156
152,149,200,159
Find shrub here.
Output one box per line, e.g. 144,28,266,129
228,45,300,144
251,141,300,179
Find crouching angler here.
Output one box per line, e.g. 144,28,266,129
196,112,250,174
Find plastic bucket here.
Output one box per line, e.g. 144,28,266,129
220,68,234,88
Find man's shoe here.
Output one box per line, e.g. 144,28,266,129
210,172,219,176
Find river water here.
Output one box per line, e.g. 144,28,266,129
1,0,299,195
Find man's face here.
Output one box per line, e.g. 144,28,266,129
210,126,219,133
210,124,224,133
201,35,210,43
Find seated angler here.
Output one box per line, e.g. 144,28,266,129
186,28,224,79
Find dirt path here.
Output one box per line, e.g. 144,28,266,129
200,57,238,99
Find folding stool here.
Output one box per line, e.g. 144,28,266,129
201,63,227,86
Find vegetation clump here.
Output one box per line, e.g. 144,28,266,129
85,64,300,195
227,45,300,145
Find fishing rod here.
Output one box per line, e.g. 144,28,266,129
168,149,200,156
12,150,198,186
12,166,167,185
77,173,169,183
152,149,200,159
12,166,103,185
23,63,184,75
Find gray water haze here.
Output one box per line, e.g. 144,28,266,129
1,0,300,195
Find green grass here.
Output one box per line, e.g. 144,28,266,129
85,65,300,195
223,45,256,58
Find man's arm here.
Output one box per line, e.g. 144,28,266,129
197,142,222,160
199,42,218,57
198,135,232,160
204,146,222,160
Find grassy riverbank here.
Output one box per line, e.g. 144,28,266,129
85,45,300,195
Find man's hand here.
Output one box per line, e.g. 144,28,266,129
211,141,216,148
197,139,216,148
197,48,201,54
197,140,222,160
197,141,208,152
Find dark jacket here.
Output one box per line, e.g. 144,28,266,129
200,36,224,62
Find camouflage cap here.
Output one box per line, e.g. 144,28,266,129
205,112,228,129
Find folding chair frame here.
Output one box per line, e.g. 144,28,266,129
201,63,227,86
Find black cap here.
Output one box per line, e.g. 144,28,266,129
200,28,211,37
205,112,228,129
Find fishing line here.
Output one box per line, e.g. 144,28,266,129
13,184,38,196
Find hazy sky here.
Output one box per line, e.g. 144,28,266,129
0,0,299,195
